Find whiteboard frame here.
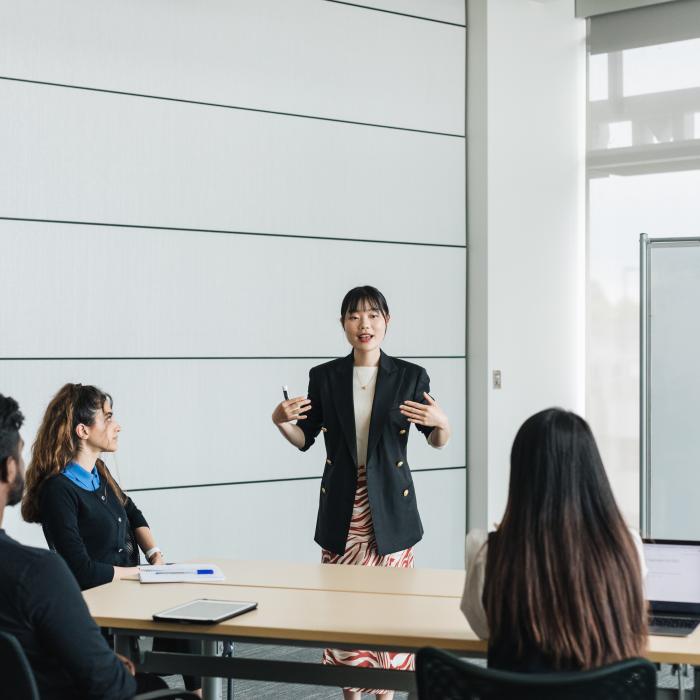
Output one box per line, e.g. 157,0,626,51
639,232,700,536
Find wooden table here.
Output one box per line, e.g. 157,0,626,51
87,560,470,697
195,558,466,598
84,559,700,698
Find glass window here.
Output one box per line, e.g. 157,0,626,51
588,53,608,102
588,170,700,526
587,29,700,526
607,121,633,148
623,38,700,97
589,41,700,152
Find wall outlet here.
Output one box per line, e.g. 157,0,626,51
493,370,502,389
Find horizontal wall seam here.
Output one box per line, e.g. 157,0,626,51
0,76,465,139
125,466,467,493
324,0,466,27
0,356,467,361
0,216,467,250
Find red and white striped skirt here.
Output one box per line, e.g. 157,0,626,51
321,464,415,695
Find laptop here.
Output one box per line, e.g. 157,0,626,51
644,539,700,637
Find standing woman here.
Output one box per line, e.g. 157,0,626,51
21,383,201,696
272,285,451,700
461,408,647,672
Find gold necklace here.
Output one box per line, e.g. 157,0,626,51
355,368,377,390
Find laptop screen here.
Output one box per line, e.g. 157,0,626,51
643,539,700,614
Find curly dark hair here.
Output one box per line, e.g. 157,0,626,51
0,393,24,483
22,383,125,523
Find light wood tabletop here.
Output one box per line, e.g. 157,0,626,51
194,558,466,598
92,561,700,665
84,578,481,652
644,632,700,666
83,562,700,666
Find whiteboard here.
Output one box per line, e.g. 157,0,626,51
641,235,700,538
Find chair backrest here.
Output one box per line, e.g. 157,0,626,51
416,647,656,700
0,630,41,700
125,524,139,566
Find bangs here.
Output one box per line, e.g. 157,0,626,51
341,286,390,319
345,292,381,314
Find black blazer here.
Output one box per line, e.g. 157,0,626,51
299,351,434,556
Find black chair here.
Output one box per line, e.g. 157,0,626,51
0,630,199,700
0,629,40,700
415,647,656,700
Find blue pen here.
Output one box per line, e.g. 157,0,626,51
151,568,215,575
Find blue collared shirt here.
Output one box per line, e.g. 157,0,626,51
62,462,101,492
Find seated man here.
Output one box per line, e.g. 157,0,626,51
0,392,151,700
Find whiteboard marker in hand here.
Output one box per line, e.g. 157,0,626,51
282,385,289,401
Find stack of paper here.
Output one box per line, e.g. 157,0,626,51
138,563,225,584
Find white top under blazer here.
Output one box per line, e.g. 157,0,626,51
353,366,378,467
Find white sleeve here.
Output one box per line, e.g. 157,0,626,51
628,527,648,580
460,529,490,640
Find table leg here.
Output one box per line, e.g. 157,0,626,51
113,633,132,659
222,641,235,700
201,640,222,700
680,664,686,699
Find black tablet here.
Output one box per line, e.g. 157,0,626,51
153,598,257,624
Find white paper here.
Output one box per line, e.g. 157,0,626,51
138,563,225,584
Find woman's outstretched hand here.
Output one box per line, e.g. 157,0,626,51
400,392,449,430
272,396,312,425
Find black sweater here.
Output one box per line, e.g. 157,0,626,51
39,474,149,590
0,530,136,700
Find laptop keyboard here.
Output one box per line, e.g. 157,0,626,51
650,616,700,631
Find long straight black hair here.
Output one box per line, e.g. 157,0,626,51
484,408,647,670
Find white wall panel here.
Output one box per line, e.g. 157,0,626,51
0,0,467,570
412,468,466,569
0,222,466,358
344,0,466,25
1,463,466,568
119,468,466,568
0,81,464,246
0,358,465,489
2,506,45,550
467,0,584,528
0,0,465,135
131,480,322,564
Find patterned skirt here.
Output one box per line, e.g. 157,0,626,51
321,464,415,695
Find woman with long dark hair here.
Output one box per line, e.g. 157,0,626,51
22,383,201,696
461,408,647,672
271,285,452,700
